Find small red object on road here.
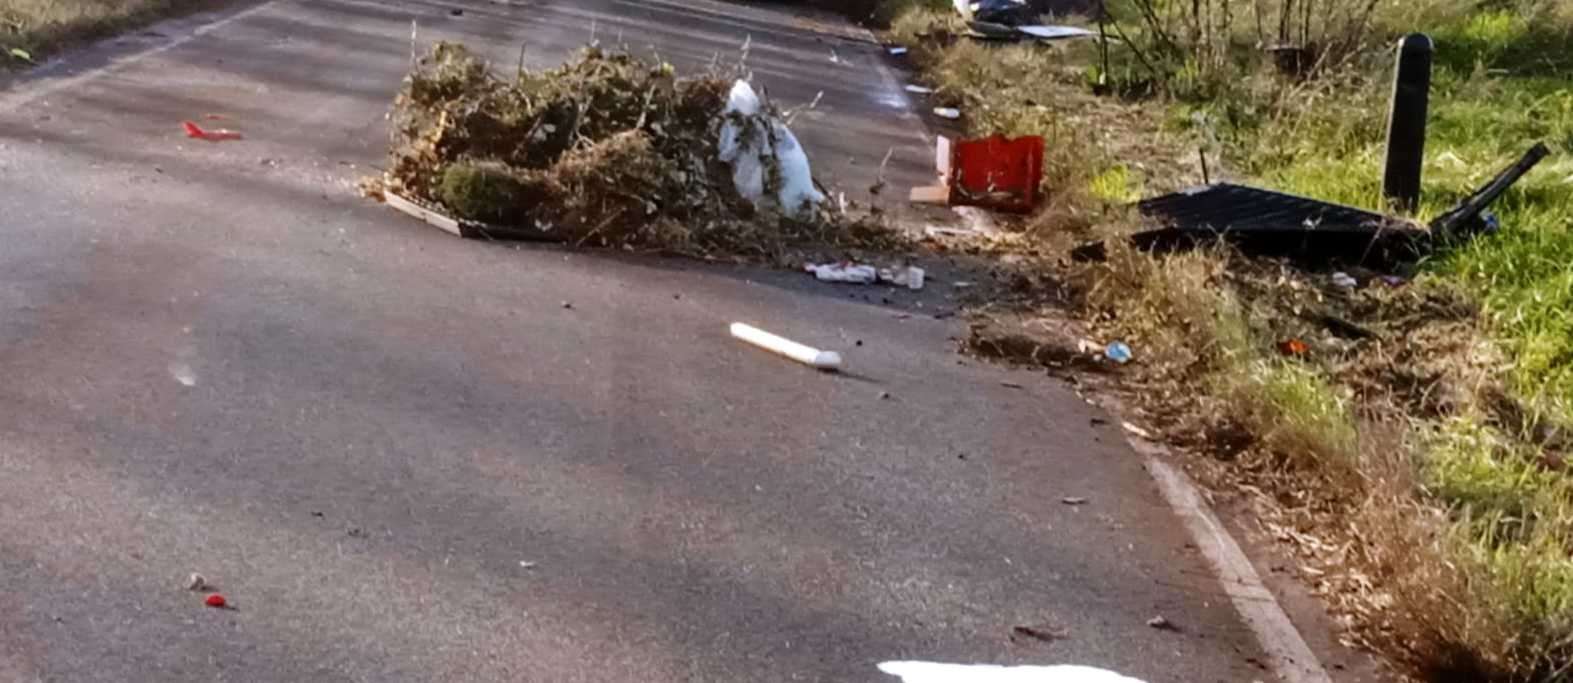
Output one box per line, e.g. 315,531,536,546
183,121,244,142
204,594,228,608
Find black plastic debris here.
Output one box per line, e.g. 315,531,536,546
960,0,1099,40
1430,142,1550,241
1073,143,1551,266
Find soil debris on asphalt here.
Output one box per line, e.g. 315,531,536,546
368,43,903,264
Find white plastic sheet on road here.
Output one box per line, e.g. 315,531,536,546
878,661,1148,683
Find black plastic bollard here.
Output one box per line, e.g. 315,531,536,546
1382,33,1434,213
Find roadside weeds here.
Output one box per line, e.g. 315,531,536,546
878,0,1573,680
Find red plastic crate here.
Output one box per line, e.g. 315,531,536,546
949,135,1044,213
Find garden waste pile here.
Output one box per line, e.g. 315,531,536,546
371,43,893,261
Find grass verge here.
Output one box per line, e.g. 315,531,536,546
881,0,1573,679
0,0,211,66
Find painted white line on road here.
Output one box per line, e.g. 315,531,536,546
0,0,283,113
1143,454,1333,683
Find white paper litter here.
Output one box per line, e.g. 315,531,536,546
718,80,825,218
878,266,926,290
887,46,909,55
805,262,878,284
905,84,935,94
933,107,961,119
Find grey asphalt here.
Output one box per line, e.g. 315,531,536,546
0,1,1266,681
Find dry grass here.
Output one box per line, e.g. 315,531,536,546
0,0,210,64
883,2,1573,673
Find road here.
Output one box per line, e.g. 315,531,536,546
0,1,1266,681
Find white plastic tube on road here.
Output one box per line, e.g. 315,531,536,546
729,323,842,371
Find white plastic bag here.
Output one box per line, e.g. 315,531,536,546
718,80,825,218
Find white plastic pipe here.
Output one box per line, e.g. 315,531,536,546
729,323,842,371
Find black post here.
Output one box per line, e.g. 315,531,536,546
1382,33,1433,213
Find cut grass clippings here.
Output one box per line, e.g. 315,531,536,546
880,0,1573,679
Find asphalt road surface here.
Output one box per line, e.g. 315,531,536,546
0,1,1266,681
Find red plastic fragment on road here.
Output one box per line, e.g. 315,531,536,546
183,121,244,142
204,594,228,608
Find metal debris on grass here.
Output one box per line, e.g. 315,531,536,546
1073,143,1550,268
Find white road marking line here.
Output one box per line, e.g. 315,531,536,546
1144,454,1333,683
0,0,284,113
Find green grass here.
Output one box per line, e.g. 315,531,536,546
0,0,209,65
878,0,1573,677
1199,4,1573,674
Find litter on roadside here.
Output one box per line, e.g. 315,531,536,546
905,84,935,94
183,120,243,142
1017,25,1097,41
1122,421,1153,439
730,322,843,371
805,262,877,284
933,107,962,120
878,265,926,290
1061,496,1088,505
1278,338,1310,356
1105,341,1133,364
952,0,1097,42
719,80,825,219
804,262,925,290
887,46,909,56
204,594,229,609
186,573,209,591
1072,144,1549,267
909,134,1045,213
1331,272,1359,289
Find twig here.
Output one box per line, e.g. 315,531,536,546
872,146,895,193
574,209,625,248
635,85,657,130
1107,16,1163,81
410,20,419,66
783,90,823,126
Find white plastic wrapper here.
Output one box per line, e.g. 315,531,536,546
805,262,878,284
718,80,825,218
